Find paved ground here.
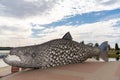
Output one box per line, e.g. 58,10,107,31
0,66,11,78
1,61,120,80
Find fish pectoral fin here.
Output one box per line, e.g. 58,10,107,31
62,32,72,40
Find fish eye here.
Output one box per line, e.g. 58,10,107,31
31,53,36,58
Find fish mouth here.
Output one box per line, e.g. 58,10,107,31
4,55,21,62
3,54,22,67
3,54,39,68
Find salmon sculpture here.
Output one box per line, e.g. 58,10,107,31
3,32,108,69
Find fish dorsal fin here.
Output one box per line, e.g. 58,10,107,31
62,32,72,40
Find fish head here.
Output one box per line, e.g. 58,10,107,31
3,47,40,68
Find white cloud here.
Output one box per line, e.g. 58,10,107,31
0,18,120,47
0,17,32,39
32,0,120,24
32,25,45,30
98,0,120,5
35,18,120,47
0,0,60,18
0,0,120,47
0,0,120,25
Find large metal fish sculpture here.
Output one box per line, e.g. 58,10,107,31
3,32,108,69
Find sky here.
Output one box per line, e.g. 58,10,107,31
0,0,120,48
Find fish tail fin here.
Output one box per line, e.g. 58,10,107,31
99,41,109,62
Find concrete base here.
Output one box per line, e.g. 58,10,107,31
1,61,120,80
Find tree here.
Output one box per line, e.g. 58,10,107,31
115,43,119,50
116,52,120,55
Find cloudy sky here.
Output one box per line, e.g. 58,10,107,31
0,0,120,47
